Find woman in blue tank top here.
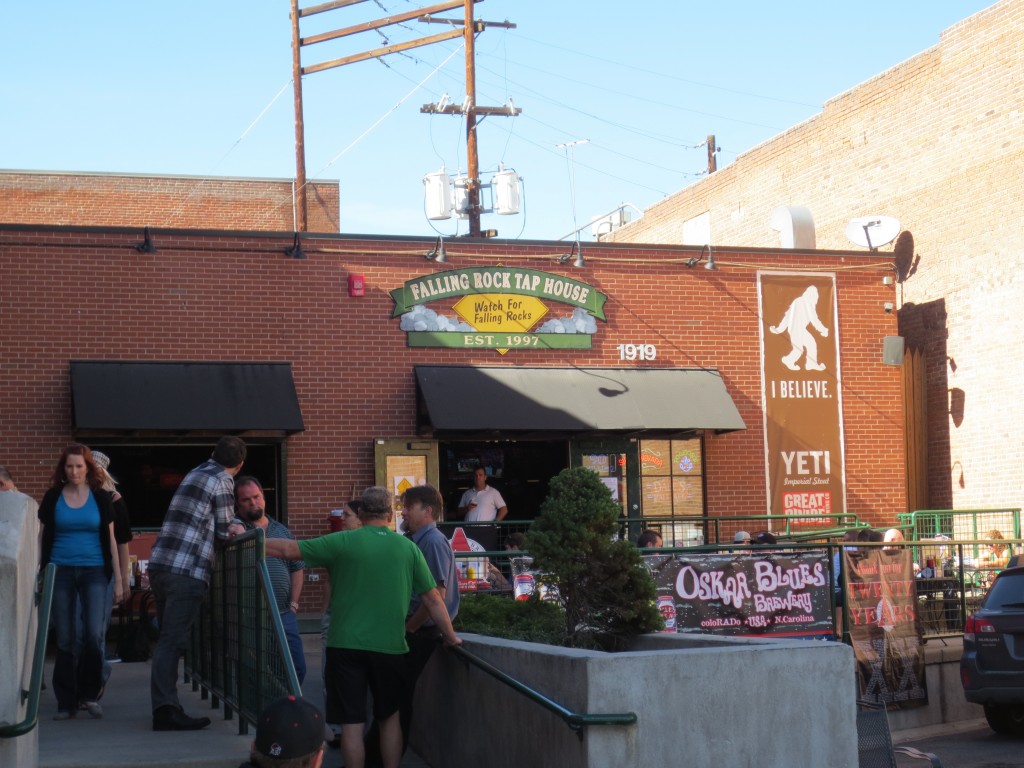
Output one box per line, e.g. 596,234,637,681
38,444,122,720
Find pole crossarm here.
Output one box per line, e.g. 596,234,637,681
301,0,466,46
420,103,522,116
301,0,371,18
419,15,517,30
303,28,464,74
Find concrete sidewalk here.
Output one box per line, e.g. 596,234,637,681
38,633,431,768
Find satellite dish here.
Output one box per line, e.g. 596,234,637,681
845,216,901,250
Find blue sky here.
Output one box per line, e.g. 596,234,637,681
1,1,995,240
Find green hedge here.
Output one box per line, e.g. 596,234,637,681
453,593,566,646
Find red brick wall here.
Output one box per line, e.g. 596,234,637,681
0,172,340,233
606,0,1024,513
0,228,903,533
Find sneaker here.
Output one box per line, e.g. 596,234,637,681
53,710,75,721
82,701,103,719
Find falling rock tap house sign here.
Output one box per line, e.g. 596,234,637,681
390,267,608,354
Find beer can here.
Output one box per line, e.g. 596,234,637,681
657,595,677,632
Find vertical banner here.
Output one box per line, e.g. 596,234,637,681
758,273,847,526
844,549,927,708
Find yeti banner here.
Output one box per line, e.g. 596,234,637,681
758,273,848,526
844,548,927,708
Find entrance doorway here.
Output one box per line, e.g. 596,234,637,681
438,440,569,523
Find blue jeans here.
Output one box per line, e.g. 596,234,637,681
149,568,207,712
280,610,307,684
74,575,115,683
51,565,109,712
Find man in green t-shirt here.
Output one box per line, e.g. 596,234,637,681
264,486,460,768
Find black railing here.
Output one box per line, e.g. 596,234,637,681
184,528,300,735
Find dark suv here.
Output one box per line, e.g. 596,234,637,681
961,565,1024,735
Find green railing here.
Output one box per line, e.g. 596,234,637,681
896,508,1021,557
449,644,637,738
0,564,56,739
185,527,300,735
440,514,868,553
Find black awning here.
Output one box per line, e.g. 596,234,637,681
70,361,305,434
414,366,745,437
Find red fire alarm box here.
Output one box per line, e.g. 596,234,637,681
348,274,365,297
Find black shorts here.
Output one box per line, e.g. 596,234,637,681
325,647,406,724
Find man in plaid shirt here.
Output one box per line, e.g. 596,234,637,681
148,436,246,731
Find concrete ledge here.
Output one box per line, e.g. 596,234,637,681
412,633,858,768
1,491,40,768
888,636,983,733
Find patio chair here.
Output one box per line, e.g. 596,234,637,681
856,700,942,768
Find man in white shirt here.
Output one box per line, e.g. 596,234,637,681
457,467,508,522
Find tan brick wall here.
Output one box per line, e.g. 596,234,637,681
0,171,340,233
608,0,1024,514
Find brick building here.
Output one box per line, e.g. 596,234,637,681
605,0,1024,514
0,225,901,608
0,171,341,233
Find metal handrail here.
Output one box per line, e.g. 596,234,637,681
449,644,636,738
184,527,299,735
0,563,56,739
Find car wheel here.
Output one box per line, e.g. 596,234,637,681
1007,705,1024,736
984,704,1024,736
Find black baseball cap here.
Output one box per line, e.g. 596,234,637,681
254,696,325,760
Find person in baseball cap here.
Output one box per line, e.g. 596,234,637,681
241,695,326,768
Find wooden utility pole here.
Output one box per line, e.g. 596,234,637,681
288,0,516,235
707,134,718,174
463,0,480,237
290,0,307,231
419,6,518,237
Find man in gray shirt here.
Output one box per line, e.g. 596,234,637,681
234,475,307,684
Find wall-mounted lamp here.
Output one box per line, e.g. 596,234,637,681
284,232,305,259
134,226,157,254
558,240,586,268
425,236,447,263
685,243,716,270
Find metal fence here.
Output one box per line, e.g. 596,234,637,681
458,536,1023,642
184,527,299,735
897,508,1021,558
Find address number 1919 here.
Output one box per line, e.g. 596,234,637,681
617,344,657,360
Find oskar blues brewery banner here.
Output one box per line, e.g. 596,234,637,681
647,552,833,637
758,273,848,527
390,267,608,354
844,549,927,708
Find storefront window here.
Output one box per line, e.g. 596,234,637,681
580,452,628,517
640,439,705,544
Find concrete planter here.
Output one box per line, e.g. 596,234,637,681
411,632,858,768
